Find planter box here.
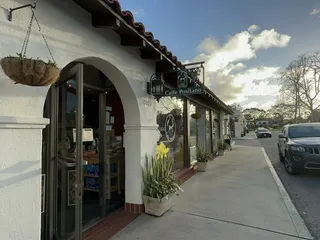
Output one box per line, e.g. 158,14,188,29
143,195,173,217
197,162,208,172
218,150,225,156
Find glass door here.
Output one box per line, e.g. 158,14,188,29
52,64,84,240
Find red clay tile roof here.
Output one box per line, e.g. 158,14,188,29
103,0,233,114
105,0,181,66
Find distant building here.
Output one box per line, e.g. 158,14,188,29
229,109,246,138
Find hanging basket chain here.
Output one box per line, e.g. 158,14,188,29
20,11,35,58
19,9,56,64
31,9,56,64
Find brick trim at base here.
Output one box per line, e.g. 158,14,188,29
82,166,197,239
125,202,145,213
83,207,140,240
175,165,197,183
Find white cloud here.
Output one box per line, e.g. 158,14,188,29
310,9,320,16
248,25,259,33
222,63,246,75
260,101,275,110
207,31,255,72
197,36,219,54
230,67,281,101
188,25,291,109
243,101,259,109
251,29,291,50
233,67,280,87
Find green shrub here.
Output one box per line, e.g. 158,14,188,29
217,139,228,150
196,144,214,162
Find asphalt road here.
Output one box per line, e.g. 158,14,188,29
235,132,320,240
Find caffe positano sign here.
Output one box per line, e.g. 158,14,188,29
164,67,204,97
164,86,203,96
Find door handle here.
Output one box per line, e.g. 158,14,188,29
74,183,83,197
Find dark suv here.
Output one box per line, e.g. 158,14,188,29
278,123,320,175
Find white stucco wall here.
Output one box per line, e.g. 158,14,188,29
0,0,158,239
234,121,242,138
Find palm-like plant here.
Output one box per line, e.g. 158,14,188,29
196,145,213,163
142,154,182,201
217,139,228,150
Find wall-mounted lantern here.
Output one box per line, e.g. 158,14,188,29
147,73,165,102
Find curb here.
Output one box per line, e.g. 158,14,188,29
261,147,313,240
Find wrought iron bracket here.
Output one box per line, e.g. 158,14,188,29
8,3,36,22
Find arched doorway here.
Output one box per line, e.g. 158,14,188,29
41,58,140,240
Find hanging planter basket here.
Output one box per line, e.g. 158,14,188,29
1,56,59,86
191,112,201,119
0,9,60,86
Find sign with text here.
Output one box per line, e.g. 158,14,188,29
163,68,204,97
164,85,204,96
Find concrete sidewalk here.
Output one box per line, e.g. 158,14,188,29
233,130,257,140
112,146,313,240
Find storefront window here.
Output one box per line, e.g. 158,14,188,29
212,112,220,151
206,110,212,153
156,97,184,171
189,103,197,163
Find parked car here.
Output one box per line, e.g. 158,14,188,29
278,123,320,175
255,128,272,138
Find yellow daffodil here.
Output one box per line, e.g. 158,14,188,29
156,142,169,160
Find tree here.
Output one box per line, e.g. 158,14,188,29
280,56,305,122
280,52,320,122
229,103,243,112
242,108,266,121
300,53,320,121
268,102,295,123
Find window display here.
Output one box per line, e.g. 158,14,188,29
156,97,184,171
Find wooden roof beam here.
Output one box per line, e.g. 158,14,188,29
121,36,146,48
92,14,120,29
141,49,163,61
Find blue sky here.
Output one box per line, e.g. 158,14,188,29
119,0,320,109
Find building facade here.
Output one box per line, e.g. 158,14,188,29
230,109,246,138
0,1,232,239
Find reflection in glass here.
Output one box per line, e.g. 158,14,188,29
156,97,184,171
56,80,77,239
212,112,220,151
189,103,197,163
206,110,212,153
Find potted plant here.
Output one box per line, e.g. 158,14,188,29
142,154,182,217
217,140,228,156
196,145,213,172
